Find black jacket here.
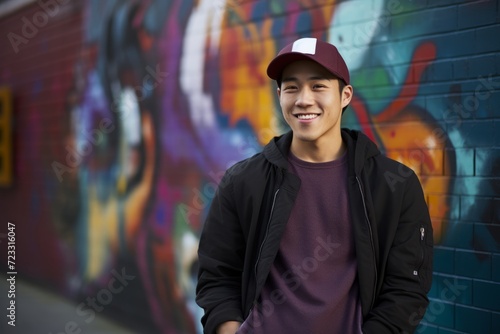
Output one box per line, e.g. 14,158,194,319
196,129,433,334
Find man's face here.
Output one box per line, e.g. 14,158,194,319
278,60,352,147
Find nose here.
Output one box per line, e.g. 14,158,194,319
295,87,314,108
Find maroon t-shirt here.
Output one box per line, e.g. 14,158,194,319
238,151,362,334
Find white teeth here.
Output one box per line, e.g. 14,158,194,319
297,114,318,120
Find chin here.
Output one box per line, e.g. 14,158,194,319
294,132,320,143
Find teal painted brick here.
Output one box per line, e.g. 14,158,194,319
473,74,500,94
427,0,461,8
441,221,473,248
434,275,472,305
474,25,500,54
418,81,462,98
424,96,447,121
494,255,500,282
432,102,455,123
428,276,440,299
453,55,500,80
495,200,500,223
424,298,455,327
492,311,500,333
473,280,500,312
474,223,500,253
477,91,500,119
460,196,494,222
442,221,474,249
455,250,491,280
458,0,497,29
438,91,489,123
428,6,458,34
451,58,468,79
365,99,393,114
476,148,500,177
447,197,461,220
447,120,497,148
434,247,455,274
390,7,457,40
469,76,500,119
416,323,439,334
455,305,491,334
453,177,500,196
421,60,454,83
451,78,500,95
497,120,500,140
437,329,468,334
442,103,474,132
433,30,476,58
446,148,473,176
469,74,500,95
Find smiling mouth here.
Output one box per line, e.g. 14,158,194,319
296,114,319,120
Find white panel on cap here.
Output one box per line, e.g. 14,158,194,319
291,38,317,55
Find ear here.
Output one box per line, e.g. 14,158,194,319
341,85,353,108
277,87,281,98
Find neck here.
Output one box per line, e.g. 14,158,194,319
290,136,345,163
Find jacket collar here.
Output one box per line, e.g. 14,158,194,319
341,128,380,175
262,131,293,170
263,129,380,174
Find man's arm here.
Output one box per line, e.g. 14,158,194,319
196,171,246,334
363,172,433,333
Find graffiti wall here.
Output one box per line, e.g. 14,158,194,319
0,0,499,333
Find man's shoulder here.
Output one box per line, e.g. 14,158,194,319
215,152,271,198
370,152,416,176
365,153,423,195
358,152,420,192
224,151,269,181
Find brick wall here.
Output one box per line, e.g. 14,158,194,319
0,0,84,283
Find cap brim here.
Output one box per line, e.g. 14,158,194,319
266,52,323,80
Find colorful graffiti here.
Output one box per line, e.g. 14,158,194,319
53,1,450,332
1,0,499,333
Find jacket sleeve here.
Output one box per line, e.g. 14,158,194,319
196,171,246,334
363,172,434,334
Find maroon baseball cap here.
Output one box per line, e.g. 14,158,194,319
267,37,350,85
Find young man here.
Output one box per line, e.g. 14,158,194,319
196,38,433,334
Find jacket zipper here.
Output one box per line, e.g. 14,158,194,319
250,187,280,315
415,226,425,277
356,176,378,310
254,188,280,277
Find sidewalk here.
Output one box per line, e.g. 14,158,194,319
0,274,136,334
